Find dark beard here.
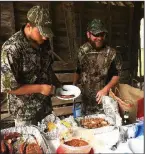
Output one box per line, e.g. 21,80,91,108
88,39,105,51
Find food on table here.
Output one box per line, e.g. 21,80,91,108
80,117,109,129
4,132,21,140
1,132,43,154
64,139,88,147
19,142,43,154
6,142,14,154
19,142,26,154
60,138,91,154
26,143,43,154
61,120,71,128
1,140,7,154
59,95,75,98
47,122,56,132
60,129,73,142
1,132,22,154
59,121,73,141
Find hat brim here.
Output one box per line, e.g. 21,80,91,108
37,26,54,38
91,29,108,35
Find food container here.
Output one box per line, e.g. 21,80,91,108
59,137,92,154
38,114,60,140
1,125,51,153
75,114,115,134
38,114,73,140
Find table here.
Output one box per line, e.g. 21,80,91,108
46,126,134,153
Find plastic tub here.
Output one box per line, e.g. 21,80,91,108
59,138,92,153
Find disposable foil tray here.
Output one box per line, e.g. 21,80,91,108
75,114,116,134
1,125,51,153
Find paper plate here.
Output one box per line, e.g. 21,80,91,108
56,85,81,100
128,136,144,153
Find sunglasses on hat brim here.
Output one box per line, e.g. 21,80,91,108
91,32,106,37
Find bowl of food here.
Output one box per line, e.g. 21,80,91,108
58,138,92,153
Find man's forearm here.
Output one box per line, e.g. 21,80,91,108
8,84,43,95
104,76,119,92
73,73,80,85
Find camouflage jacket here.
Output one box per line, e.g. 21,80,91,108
76,42,122,114
1,27,60,121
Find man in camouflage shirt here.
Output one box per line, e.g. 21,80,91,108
1,6,61,126
73,19,122,115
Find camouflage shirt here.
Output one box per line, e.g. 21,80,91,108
1,26,60,121
76,42,122,115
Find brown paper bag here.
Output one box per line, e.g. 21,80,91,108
109,90,136,123
116,84,144,102
109,84,144,123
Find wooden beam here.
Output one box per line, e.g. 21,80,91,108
55,73,73,83
125,2,134,7
110,2,116,6
52,95,82,106
1,2,15,38
52,97,73,106
53,106,73,116
1,112,12,120
108,3,112,45
1,102,8,112
118,2,125,7
101,1,107,5
52,61,75,72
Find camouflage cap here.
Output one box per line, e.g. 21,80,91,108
27,5,53,38
87,19,108,35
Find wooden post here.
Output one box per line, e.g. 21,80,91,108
130,2,142,78
1,2,15,38
128,6,134,83
108,3,112,46
62,2,78,62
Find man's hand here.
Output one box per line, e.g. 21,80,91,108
6,84,55,96
40,84,54,96
96,76,119,104
96,87,109,104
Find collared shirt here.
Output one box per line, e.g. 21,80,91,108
1,26,60,120
76,42,122,114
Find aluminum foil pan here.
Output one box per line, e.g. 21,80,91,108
1,125,51,153
102,96,122,127
38,114,61,140
75,114,116,134
38,114,74,140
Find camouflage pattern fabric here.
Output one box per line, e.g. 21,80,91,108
87,19,108,35
27,5,53,38
1,27,59,121
76,42,122,115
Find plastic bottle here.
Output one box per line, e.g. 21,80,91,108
135,121,144,137
123,111,129,125
127,121,144,139
73,102,82,118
